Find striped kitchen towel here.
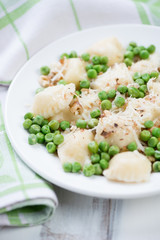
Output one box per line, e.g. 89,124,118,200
0,0,160,227
0,0,160,85
0,104,58,226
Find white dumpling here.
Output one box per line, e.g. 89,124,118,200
86,37,124,66
91,63,133,91
103,151,151,183
123,96,160,123
130,53,160,75
63,58,86,88
57,129,93,165
70,89,101,120
95,111,141,149
32,83,75,119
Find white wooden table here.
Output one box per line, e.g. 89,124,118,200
1,185,160,240
1,86,160,240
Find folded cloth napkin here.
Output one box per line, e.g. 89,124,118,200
0,0,160,227
0,104,58,226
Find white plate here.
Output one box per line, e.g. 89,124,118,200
5,24,160,199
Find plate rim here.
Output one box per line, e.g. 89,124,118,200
5,24,160,199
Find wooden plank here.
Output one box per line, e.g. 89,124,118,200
41,186,121,240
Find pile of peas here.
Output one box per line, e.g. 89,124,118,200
84,54,109,79
60,50,109,78
139,120,160,172
66,141,120,177
132,71,159,97
124,42,156,66
23,113,70,153
98,88,125,109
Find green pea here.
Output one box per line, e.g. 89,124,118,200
133,47,140,55
100,56,108,64
154,151,160,160
88,141,99,154
90,109,101,118
45,133,54,143
140,130,151,141
23,119,32,129
28,134,37,145
85,64,93,71
107,89,116,99
152,128,160,138
108,145,120,156
60,53,69,59
53,134,64,145
36,132,45,144
124,51,134,59
127,142,137,151
63,162,72,172
157,142,160,150
138,91,145,98
133,72,141,80
93,65,102,73
135,78,144,86
128,87,140,98
98,91,108,101
41,119,49,126
88,118,99,129
91,153,100,163
101,65,108,73
99,141,109,152
117,85,128,94
129,42,137,48
124,58,132,66
60,121,70,131
29,124,41,134
35,87,44,94
127,46,134,51
94,163,102,175
46,142,56,153
69,51,78,58
153,161,160,172
87,69,97,79
80,79,90,89
144,147,155,156
48,120,59,131
139,85,147,93
144,120,154,129
147,45,156,54
101,152,110,161
41,125,50,134
40,66,50,75
81,53,90,61
54,130,60,135
58,80,67,85
24,112,34,120
33,115,44,126
101,100,112,110
150,72,159,78
141,73,150,83
140,50,149,59
139,46,146,51
83,164,95,177
92,56,101,65
148,137,158,148
114,96,125,108
76,119,87,129
72,162,82,173
100,159,109,170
